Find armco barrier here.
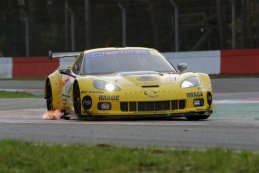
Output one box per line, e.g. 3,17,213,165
60,51,221,75
12,57,59,78
221,49,259,74
0,57,12,78
60,57,75,67
163,51,221,74
1,49,259,78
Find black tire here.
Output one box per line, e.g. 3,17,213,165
73,82,82,120
46,80,53,110
185,115,210,121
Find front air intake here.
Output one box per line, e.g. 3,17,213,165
120,100,186,112
141,85,159,88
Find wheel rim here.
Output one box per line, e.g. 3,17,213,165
46,81,53,110
73,83,81,116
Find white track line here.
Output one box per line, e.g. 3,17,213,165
214,98,259,104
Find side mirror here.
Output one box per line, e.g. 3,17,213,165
177,63,187,73
59,68,76,78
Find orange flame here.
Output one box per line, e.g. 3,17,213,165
43,109,62,120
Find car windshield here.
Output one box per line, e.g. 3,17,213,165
82,49,176,75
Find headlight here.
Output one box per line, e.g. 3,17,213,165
93,80,121,91
181,77,200,88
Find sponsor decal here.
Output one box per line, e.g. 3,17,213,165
62,94,70,105
82,95,92,110
196,108,206,111
90,111,109,114
186,92,203,98
144,90,159,98
81,90,104,94
99,95,119,101
62,94,70,98
124,91,142,95
61,75,74,97
87,50,150,58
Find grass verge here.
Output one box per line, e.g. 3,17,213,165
0,140,258,173
0,91,39,98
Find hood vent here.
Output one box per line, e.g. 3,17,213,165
142,85,159,88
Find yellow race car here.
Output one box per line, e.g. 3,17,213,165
45,47,213,120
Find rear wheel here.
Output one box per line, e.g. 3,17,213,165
46,80,53,110
73,82,82,120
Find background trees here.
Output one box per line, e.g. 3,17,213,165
0,0,258,56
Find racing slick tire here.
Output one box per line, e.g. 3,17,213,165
73,82,83,120
46,80,53,111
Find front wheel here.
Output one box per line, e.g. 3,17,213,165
46,80,53,110
73,82,83,120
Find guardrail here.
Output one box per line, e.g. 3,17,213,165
1,49,259,78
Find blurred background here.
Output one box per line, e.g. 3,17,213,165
0,0,259,57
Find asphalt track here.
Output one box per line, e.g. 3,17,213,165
1,78,259,150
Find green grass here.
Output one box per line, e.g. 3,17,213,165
0,91,39,98
0,140,258,173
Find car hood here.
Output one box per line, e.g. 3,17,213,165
90,71,182,87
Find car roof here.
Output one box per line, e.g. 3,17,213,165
82,47,156,54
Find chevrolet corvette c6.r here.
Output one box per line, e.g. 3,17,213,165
45,47,213,120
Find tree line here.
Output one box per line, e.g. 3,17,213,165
0,0,258,56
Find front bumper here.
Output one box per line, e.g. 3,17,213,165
79,89,213,117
